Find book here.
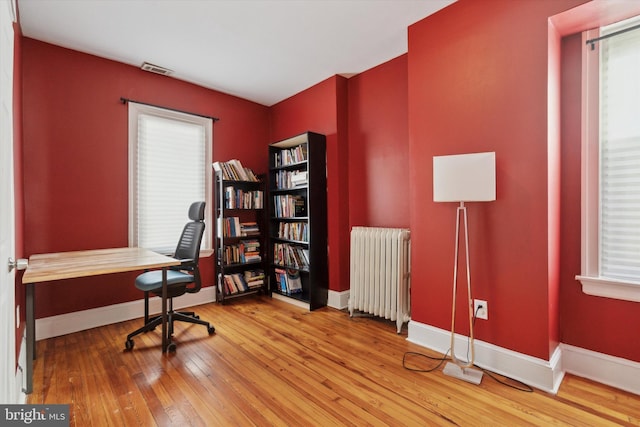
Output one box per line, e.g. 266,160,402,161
224,275,238,294
286,269,302,294
274,268,287,293
273,268,303,295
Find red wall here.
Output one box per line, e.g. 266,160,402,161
269,76,351,292
348,55,410,228
269,60,411,293
22,39,270,318
407,0,586,360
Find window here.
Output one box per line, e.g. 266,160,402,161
577,16,640,302
128,102,212,253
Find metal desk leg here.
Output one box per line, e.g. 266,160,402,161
161,268,168,353
24,283,34,394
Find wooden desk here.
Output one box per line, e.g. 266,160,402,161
21,247,180,394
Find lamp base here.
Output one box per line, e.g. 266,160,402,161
443,362,483,385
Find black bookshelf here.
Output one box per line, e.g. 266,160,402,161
268,132,327,310
214,165,266,304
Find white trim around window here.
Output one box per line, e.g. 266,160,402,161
576,26,640,302
127,102,213,253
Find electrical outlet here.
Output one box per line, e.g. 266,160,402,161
474,299,488,320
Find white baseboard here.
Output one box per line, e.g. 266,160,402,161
39,289,343,339
561,343,640,395
271,292,310,310
328,289,349,310
407,320,564,394
35,287,216,341
272,290,349,311
408,320,640,395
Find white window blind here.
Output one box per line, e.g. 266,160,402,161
599,19,640,282
129,103,212,253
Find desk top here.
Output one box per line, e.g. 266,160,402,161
22,247,180,284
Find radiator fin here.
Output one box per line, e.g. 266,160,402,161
348,227,411,333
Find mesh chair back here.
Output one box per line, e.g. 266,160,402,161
174,221,205,262
174,201,205,261
173,202,205,293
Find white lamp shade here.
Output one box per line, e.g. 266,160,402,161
433,152,496,202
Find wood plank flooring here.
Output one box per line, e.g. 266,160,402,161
27,296,640,426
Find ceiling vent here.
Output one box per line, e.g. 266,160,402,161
141,62,173,76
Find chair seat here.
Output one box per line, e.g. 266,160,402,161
135,269,194,292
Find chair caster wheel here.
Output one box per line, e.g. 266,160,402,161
125,339,134,351
168,342,177,352
208,326,215,335
194,315,200,319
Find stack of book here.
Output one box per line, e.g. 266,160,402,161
240,222,260,236
275,170,308,189
244,269,265,289
213,159,259,182
290,171,307,187
241,239,261,263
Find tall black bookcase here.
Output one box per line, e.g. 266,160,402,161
214,164,266,304
268,131,327,310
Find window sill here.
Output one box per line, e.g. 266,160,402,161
576,275,640,303
200,249,214,258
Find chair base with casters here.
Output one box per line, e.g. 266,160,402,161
125,268,215,352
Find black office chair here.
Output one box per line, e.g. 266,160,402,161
125,201,215,352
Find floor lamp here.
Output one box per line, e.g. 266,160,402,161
433,152,496,384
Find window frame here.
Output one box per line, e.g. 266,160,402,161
127,102,213,254
576,27,640,302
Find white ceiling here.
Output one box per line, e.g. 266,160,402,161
18,0,455,106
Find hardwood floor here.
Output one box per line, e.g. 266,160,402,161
28,296,640,426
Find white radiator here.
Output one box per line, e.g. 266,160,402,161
348,227,411,333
